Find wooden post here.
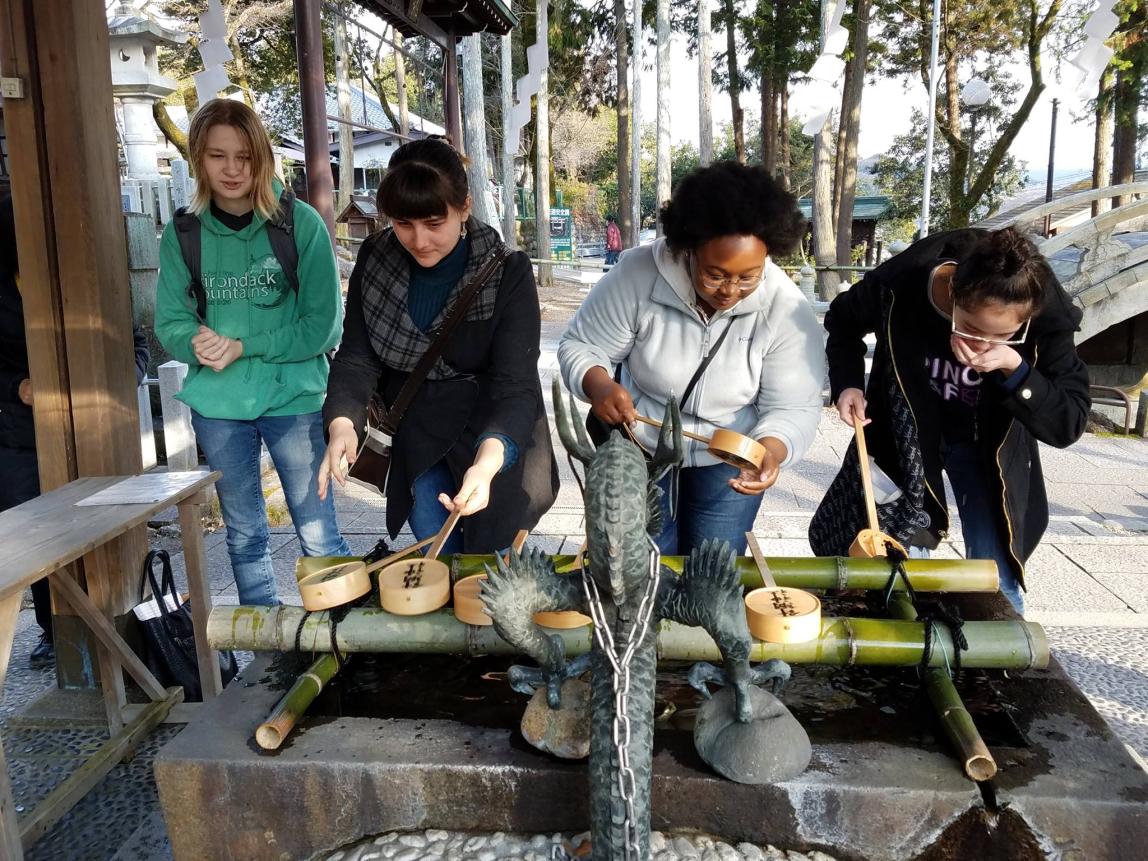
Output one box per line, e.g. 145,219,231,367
1136,391,1148,438
295,0,338,242
443,28,462,148
0,0,148,717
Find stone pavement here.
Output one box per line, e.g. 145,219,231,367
4,320,1148,859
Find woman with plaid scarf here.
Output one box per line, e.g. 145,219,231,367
319,138,559,554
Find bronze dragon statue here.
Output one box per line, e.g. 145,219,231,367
481,379,810,861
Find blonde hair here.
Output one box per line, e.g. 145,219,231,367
188,99,280,221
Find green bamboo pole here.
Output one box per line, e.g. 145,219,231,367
255,654,341,751
207,606,1049,671
452,554,999,593
887,592,998,782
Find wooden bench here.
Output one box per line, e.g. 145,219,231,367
0,470,220,859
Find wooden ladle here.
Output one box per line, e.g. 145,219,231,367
743,532,821,644
848,417,907,559
378,492,473,615
633,415,766,472
298,537,435,612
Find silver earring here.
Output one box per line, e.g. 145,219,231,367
460,225,468,238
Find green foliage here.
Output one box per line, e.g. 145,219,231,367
873,108,1026,230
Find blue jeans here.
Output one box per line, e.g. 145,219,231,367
654,462,764,557
407,460,465,556
912,443,1024,614
192,410,350,605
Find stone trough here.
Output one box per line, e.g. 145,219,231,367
154,593,1148,861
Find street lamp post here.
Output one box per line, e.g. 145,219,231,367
960,77,992,197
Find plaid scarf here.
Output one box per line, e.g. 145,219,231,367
358,217,507,380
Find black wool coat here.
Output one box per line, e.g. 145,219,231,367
824,228,1090,589
324,222,559,552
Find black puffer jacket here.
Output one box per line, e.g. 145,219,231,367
823,229,1090,588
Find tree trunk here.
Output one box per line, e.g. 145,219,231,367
723,0,745,163
762,75,776,175
834,0,870,267
394,30,410,136
656,0,671,234
615,0,632,245
1112,66,1137,208
779,86,790,189
334,9,355,215
812,0,838,299
1092,66,1114,218
631,0,643,238
153,101,189,161
698,0,715,166
463,35,498,229
535,0,553,287
501,33,517,246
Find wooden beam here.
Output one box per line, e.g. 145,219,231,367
50,570,168,703
18,688,183,850
179,493,222,700
0,594,21,694
0,740,23,861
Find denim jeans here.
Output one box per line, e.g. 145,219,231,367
912,442,1024,614
0,445,51,635
192,410,350,605
654,462,764,557
407,460,464,556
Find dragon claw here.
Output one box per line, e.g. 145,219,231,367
689,659,792,722
508,650,592,709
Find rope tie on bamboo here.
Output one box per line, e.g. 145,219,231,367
920,604,969,678
881,543,918,609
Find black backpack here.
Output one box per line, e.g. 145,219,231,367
172,188,300,321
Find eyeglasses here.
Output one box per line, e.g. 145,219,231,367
951,307,1031,346
690,253,762,293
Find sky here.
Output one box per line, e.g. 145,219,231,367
636,35,1098,178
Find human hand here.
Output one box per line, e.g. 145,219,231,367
729,443,780,496
437,468,491,516
585,376,637,426
191,325,228,361
950,336,1023,376
17,378,32,406
195,330,242,371
836,388,869,427
317,418,359,500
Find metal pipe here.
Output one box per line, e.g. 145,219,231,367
294,0,337,242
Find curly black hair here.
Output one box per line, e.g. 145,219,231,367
659,161,806,257
952,227,1051,311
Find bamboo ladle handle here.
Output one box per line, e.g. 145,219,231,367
633,414,711,444
426,488,479,561
853,417,881,533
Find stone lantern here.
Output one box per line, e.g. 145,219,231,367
108,2,187,178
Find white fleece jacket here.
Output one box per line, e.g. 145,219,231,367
558,238,825,469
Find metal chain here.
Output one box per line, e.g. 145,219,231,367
580,535,661,861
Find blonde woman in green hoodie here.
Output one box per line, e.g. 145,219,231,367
155,99,349,606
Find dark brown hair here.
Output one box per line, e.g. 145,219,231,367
952,227,1050,312
376,137,469,220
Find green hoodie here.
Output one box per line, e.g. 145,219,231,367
155,187,343,420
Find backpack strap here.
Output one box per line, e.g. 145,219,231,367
172,207,206,321
264,188,300,297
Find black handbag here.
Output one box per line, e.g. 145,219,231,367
348,245,511,495
134,549,237,702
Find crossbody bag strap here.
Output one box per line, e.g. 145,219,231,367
379,245,511,436
678,316,735,409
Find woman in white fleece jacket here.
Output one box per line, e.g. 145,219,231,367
558,161,825,556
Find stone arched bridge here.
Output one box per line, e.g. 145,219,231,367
985,181,1148,344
